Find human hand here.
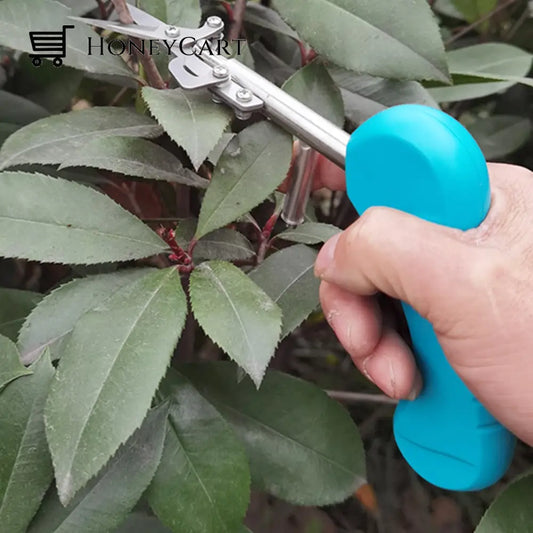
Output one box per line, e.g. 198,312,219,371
315,163,533,446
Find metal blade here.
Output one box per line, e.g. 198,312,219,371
69,16,159,40
127,4,165,27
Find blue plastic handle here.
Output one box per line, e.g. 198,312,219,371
345,104,516,491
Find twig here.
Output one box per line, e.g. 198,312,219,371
445,0,517,46
229,0,247,41
110,0,166,89
505,4,531,40
326,390,398,405
95,0,109,19
257,212,278,264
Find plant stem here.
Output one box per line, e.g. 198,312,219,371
445,0,517,46
229,0,247,41
257,212,278,263
326,390,398,405
110,0,166,89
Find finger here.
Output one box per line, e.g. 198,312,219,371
320,281,422,400
314,207,471,321
319,281,382,359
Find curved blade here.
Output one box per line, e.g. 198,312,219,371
127,4,165,27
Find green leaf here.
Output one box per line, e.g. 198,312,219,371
428,44,533,102
59,0,101,16
181,362,366,506
282,60,344,127
467,116,532,160
189,261,282,387
434,0,465,19
143,88,232,170
0,124,19,148
0,91,49,125
18,269,151,364
115,513,171,533
139,0,201,28
0,0,133,78
0,107,162,170
194,229,256,262
0,288,42,342
29,404,168,533
271,0,449,82
45,268,187,504
12,58,84,114
196,122,292,239
0,353,55,533
59,137,208,188
474,471,533,532
244,3,299,40
0,171,167,264
329,67,439,124
0,334,31,391
277,222,341,245
250,245,320,337
451,0,497,23
148,371,250,533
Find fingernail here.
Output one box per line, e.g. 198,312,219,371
315,233,341,278
407,370,423,401
363,355,396,398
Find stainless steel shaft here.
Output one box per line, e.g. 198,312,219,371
206,55,350,169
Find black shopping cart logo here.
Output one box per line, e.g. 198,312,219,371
29,25,74,67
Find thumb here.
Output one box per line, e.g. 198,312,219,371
315,206,474,322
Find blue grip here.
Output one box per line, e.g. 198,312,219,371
345,104,515,491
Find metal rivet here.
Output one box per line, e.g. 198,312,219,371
165,26,180,38
207,16,222,28
213,65,229,79
235,110,252,121
236,88,253,102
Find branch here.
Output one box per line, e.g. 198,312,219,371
229,0,247,41
326,390,398,405
110,0,166,89
445,0,517,46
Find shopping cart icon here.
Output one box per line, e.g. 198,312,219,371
29,25,74,67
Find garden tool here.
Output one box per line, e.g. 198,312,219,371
72,5,516,491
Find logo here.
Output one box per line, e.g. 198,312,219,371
29,25,74,67
28,25,246,67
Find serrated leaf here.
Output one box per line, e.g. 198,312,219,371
208,133,236,166
0,91,49,125
174,220,255,262
282,60,344,127
189,261,282,387
0,288,42,342
250,245,319,337
59,137,208,187
181,362,366,506
329,67,439,124
29,404,168,533
474,471,533,532
143,88,232,170
277,222,341,245
196,122,292,239
0,352,55,533
0,124,19,148
0,334,31,391
139,0,201,28
428,44,533,102
19,269,151,364
0,171,167,264
271,0,449,82
60,0,102,16
0,107,162,170
195,229,256,262
467,116,532,160
148,371,250,533
0,0,133,78
45,268,187,504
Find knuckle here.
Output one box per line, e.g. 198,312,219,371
345,207,388,249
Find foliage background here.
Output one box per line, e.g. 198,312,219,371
0,0,532,532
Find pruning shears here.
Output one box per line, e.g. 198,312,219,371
72,5,516,491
